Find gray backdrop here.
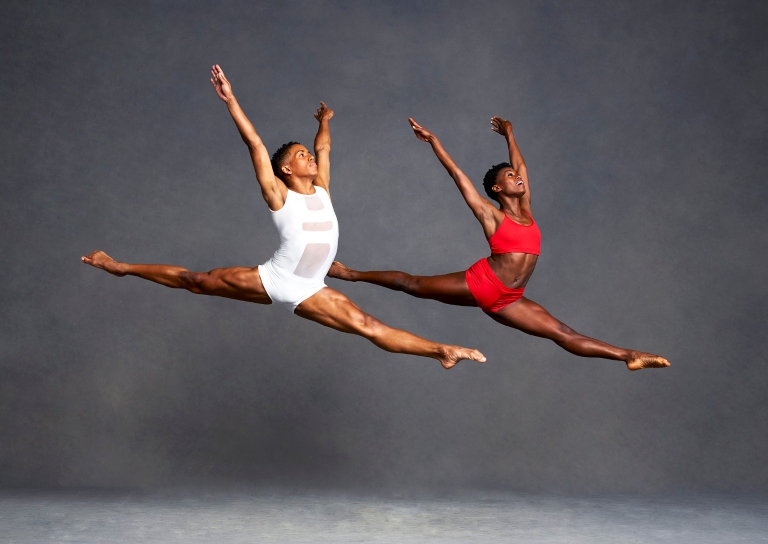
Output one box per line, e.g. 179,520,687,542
1,0,766,494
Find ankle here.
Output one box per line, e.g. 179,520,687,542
434,344,449,360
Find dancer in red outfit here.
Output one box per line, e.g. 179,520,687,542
329,117,670,371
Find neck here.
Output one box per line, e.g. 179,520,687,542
285,176,316,194
497,194,523,214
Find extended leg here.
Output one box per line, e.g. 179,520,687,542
489,297,669,370
81,250,272,304
328,262,477,307
295,287,485,368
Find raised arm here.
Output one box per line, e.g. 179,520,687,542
491,116,530,211
312,102,333,193
409,118,502,236
210,65,286,211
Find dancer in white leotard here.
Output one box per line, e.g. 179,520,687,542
258,184,338,312
81,65,485,369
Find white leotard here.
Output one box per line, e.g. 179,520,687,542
258,186,339,312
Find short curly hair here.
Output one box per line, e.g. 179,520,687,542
271,141,301,178
482,162,511,202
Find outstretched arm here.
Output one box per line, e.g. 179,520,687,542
313,102,333,193
491,116,530,211
409,118,502,236
210,65,286,211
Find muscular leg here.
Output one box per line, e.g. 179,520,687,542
295,287,485,369
82,251,483,368
488,297,670,370
81,250,272,304
328,262,477,307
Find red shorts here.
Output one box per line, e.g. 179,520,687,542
465,258,525,313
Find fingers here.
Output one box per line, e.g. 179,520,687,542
490,116,511,135
212,64,227,82
314,101,333,121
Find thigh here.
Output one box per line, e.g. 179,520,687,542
411,271,478,307
199,266,272,304
486,297,572,340
294,287,373,334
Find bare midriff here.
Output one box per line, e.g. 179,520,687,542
487,252,538,289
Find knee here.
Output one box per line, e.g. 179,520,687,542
179,271,207,294
351,313,386,339
552,322,578,344
396,273,420,294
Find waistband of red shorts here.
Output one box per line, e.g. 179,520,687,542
475,257,524,295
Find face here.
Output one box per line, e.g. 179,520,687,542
493,167,525,198
282,144,317,180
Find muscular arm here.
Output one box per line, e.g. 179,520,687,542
492,116,531,211
313,102,333,193
409,118,502,235
211,65,286,211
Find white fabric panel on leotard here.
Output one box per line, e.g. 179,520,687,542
258,186,339,312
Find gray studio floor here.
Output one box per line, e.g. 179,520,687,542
1,490,767,543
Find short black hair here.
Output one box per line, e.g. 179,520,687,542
482,162,511,202
271,141,301,178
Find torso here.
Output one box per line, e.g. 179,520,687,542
485,210,540,289
268,185,339,282
487,252,538,289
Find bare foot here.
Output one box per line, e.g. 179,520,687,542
438,345,487,369
328,261,356,281
625,351,670,371
81,250,126,277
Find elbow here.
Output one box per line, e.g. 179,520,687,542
243,137,263,151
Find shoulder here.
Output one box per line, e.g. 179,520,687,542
266,184,291,212
481,200,506,223
313,183,331,199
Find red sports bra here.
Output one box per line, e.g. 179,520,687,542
488,211,541,255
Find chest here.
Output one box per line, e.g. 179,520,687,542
488,215,541,255
273,190,338,236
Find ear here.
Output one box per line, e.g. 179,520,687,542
492,184,501,194
281,165,292,176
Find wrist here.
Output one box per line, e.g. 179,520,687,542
111,261,128,275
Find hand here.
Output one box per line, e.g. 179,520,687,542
490,116,513,138
210,64,233,102
408,118,435,142
314,101,334,122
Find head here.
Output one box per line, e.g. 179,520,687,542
482,162,525,202
271,142,317,184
